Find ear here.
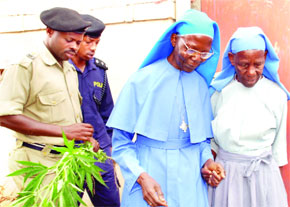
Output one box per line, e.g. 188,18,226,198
228,52,235,66
264,50,268,60
170,33,178,47
46,28,54,37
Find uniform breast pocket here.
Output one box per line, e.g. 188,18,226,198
37,91,66,123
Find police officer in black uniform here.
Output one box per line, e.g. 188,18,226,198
69,14,120,207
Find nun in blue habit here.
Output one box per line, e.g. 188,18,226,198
208,27,289,207
107,10,223,207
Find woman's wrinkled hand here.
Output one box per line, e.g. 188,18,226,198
201,159,226,187
137,172,168,207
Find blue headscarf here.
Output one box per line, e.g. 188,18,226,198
107,10,220,142
209,26,290,100
140,9,220,86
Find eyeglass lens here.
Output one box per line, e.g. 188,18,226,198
179,37,213,59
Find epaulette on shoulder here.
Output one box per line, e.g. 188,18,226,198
19,52,37,69
94,58,108,70
26,52,37,60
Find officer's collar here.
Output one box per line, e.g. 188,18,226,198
85,58,98,71
40,43,58,66
41,43,73,72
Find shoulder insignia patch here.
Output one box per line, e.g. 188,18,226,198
94,58,108,70
19,52,37,69
26,52,37,60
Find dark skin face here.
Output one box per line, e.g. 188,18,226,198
71,35,101,72
45,28,84,65
228,49,267,87
167,33,213,73
76,35,100,61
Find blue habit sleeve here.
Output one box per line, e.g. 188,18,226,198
112,129,145,193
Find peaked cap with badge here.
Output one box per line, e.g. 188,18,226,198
40,7,91,33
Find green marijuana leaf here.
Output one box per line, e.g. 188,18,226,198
8,133,109,207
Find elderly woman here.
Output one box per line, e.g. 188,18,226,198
107,10,224,207
208,27,290,207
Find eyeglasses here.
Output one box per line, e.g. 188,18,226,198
179,37,214,60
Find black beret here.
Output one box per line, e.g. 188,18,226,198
40,7,91,33
81,14,105,38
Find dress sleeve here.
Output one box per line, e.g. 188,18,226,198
200,138,214,168
272,96,288,166
112,128,145,192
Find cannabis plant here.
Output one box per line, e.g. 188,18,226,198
8,132,108,207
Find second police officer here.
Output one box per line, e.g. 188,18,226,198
70,14,120,207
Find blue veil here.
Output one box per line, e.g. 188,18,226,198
209,26,290,100
107,10,220,142
140,9,220,86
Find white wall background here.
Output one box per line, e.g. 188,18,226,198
0,0,196,205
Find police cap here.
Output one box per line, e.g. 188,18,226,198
40,7,91,33
81,14,105,38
